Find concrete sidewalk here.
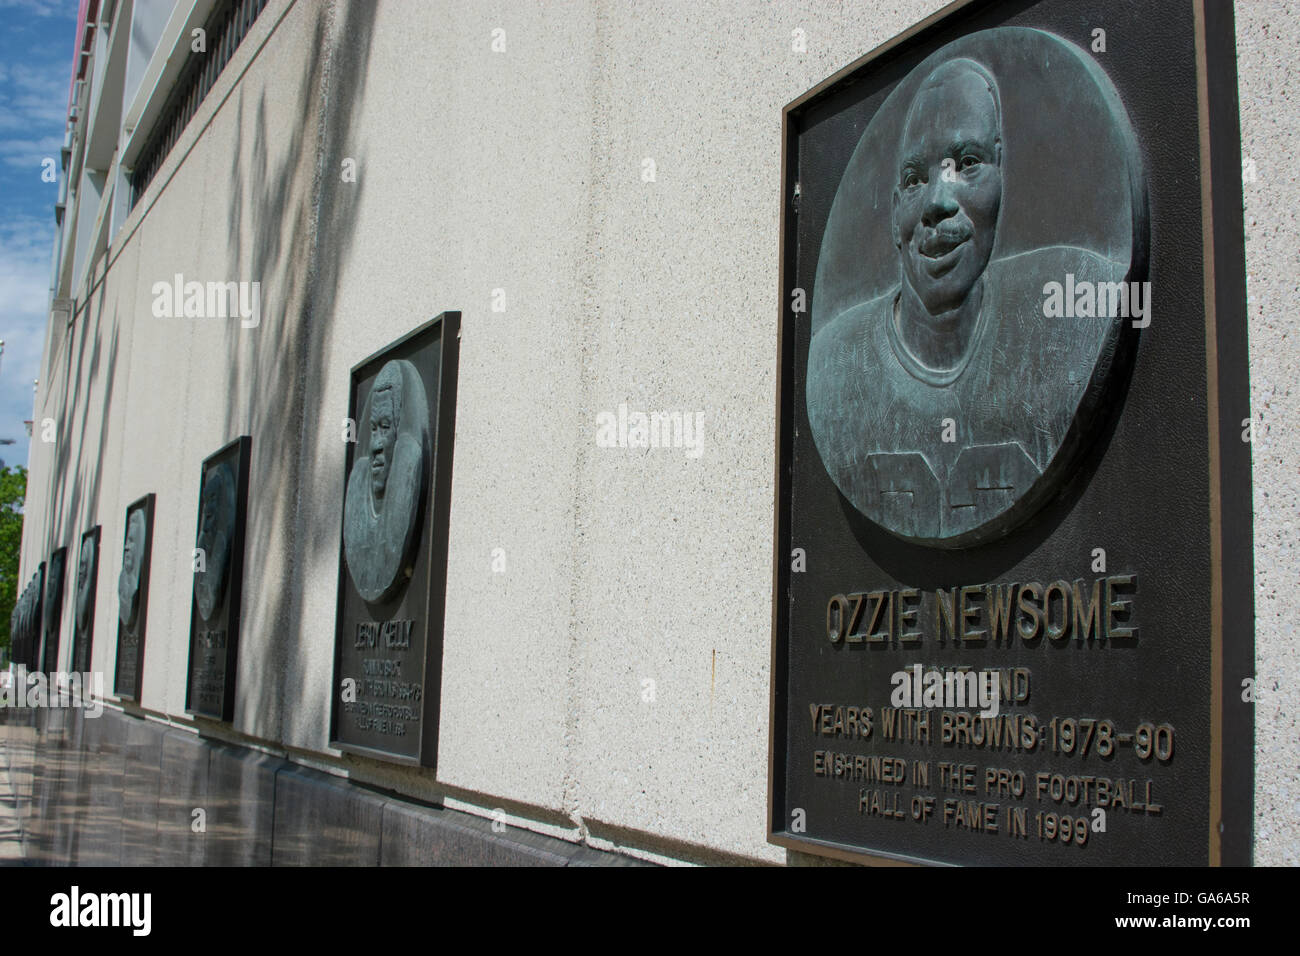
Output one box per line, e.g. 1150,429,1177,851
0,740,25,863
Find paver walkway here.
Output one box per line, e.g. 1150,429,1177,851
0,740,25,863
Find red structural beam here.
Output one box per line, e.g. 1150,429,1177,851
65,0,99,123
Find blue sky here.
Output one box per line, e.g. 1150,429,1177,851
0,0,77,470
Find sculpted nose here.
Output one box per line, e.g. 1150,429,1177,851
921,178,959,228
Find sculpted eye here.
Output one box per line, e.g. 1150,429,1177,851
903,170,922,189
960,154,981,170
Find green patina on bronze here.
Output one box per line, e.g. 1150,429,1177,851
806,29,1147,548
342,358,431,605
194,462,236,623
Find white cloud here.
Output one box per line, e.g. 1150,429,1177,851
0,133,63,172
0,52,70,172
0,0,74,465
0,212,55,461
0,0,69,18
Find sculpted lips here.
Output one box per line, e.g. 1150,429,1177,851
919,226,972,260
917,225,972,277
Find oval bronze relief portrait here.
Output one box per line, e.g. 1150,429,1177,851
76,535,96,630
44,550,63,615
343,358,431,603
195,462,236,622
806,27,1147,549
118,509,147,626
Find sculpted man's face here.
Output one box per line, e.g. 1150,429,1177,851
200,480,219,542
77,540,93,620
123,529,138,578
119,514,145,622
893,62,1003,315
370,388,397,502
78,543,91,592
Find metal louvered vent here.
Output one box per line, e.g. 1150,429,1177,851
128,0,268,209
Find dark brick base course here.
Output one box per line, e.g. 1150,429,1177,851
0,706,647,867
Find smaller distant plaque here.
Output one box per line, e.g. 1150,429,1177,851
71,527,100,675
30,564,44,672
40,548,66,673
330,312,460,767
185,436,251,720
11,574,26,668
114,494,156,701
14,565,44,671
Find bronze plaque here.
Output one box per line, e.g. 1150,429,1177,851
39,547,66,673
12,563,44,671
71,526,101,675
185,436,251,720
330,312,460,766
114,494,155,701
770,0,1252,865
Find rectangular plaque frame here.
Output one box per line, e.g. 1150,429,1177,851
40,547,67,673
24,562,45,672
114,493,155,702
185,435,252,721
329,311,461,768
768,0,1253,866
71,526,100,675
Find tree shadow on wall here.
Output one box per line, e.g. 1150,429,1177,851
37,273,122,662
217,1,379,747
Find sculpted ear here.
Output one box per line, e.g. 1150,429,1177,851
891,187,901,249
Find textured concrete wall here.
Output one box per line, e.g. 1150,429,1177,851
25,0,327,739
1235,0,1300,867
17,0,1298,866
